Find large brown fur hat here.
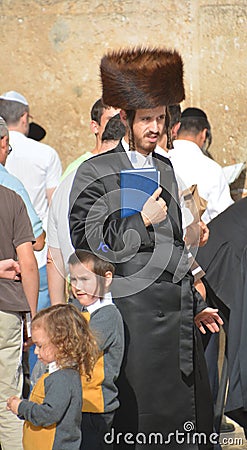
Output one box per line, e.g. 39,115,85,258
100,47,185,110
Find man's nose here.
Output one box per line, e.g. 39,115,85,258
149,120,159,133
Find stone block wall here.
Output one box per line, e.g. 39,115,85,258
1,0,246,195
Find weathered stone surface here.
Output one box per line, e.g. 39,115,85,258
0,0,246,193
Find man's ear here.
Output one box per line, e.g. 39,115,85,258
0,135,9,165
202,128,207,142
120,110,127,126
19,111,29,136
104,270,113,289
0,135,5,149
20,111,28,126
0,135,8,152
90,120,99,135
172,122,181,140
197,128,208,150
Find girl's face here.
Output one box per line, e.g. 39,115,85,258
69,260,112,307
32,326,57,365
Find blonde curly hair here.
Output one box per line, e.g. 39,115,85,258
32,303,98,379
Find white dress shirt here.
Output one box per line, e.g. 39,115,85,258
168,139,234,223
121,138,154,168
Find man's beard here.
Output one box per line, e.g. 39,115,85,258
134,132,160,155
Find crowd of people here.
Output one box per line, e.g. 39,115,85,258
0,45,246,450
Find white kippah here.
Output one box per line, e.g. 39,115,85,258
0,90,28,106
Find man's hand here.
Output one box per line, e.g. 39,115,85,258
141,187,167,227
6,396,21,415
184,220,210,248
198,221,209,247
194,307,224,334
0,259,21,280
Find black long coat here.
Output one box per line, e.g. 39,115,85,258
69,144,214,449
197,198,247,430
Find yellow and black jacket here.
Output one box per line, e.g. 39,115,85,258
18,367,82,450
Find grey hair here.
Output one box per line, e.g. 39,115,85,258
0,99,29,125
0,116,9,138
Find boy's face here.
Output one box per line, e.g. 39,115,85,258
69,260,112,307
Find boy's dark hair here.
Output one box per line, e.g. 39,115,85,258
101,114,125,142
69,250,115,298
90,98,105,124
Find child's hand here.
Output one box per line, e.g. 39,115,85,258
6,396,21,415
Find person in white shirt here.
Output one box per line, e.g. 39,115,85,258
0,90,62,373
47,114,125,305
168,107,234,224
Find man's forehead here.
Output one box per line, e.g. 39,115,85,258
135,106,166,117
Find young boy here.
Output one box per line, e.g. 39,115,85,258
68,249,124,450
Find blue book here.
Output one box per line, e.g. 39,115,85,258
120,168,160,218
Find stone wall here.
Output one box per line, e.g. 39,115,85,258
1,0,246,195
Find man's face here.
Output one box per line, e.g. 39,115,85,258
132,106,166,155
0,134,10,165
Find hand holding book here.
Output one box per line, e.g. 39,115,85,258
120,168,167,226
141,187,167,227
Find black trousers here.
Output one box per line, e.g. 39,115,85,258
80,411,115,450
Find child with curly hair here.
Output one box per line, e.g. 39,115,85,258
7,303,98,450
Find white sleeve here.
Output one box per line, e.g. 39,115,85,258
202,167,234,223
45,147,62,189
47,199,60,248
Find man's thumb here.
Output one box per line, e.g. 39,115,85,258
152,187,162,199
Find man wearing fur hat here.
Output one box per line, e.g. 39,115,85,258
69,47,222,449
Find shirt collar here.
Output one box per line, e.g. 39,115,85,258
121,137,154,169
86,291,113,314
171,139,202,156
48,361,59,374
9,130,26,140
155,145,170,159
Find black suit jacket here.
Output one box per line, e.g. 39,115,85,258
69,143,185,274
